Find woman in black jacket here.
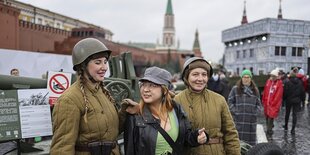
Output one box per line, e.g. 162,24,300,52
283,72,304,134
124,66,208,155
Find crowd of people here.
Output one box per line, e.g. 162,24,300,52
9,37,306,154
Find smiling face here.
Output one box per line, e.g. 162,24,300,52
188,68,209,92
139,81,163,105
86,57,108,82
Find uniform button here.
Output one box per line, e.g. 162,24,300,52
101,111,104,114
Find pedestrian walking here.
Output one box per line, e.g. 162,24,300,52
279,71,289,108
174,57,241,155
296,68,307,108
228,69,261,146
124,66,208,155
50,38,138,155
262,69,283,135
219,71,231,101
207,70,230,101
283,71,304,134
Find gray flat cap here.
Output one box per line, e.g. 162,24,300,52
140,66,172,88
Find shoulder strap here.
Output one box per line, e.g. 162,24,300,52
150,123,181,155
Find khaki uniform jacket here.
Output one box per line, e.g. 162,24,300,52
50,79,122,155
174,88,240,155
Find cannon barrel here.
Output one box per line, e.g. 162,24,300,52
0,74,47,90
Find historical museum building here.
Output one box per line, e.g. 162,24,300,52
222,1,310,75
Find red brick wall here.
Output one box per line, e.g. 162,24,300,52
18,21,70,52
0,4,70,53
0,3,20,49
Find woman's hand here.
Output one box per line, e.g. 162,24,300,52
197,128,208,144
121,99,140,114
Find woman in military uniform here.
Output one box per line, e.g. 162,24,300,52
174,57,241,155
50,38,136,155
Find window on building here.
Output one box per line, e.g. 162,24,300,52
275,46,280,56
292,47,297,56
275,46,286,56
281,47,286,56
237,68,240,75
38,18,42,24
297,47,303,56
250,49,254,57
243,50,246,58
236,50,240,59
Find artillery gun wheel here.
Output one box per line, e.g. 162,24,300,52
245,142,283,155
103,80,112,86
105,81,132,109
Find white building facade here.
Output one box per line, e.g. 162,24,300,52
222,18,310,76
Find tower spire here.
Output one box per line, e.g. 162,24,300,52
193,29,202,57
241,0,248,25
162,0,175,48
193,29,200,50
278,0,283,19
166,0,173,15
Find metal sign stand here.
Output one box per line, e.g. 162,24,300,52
16,139,21,155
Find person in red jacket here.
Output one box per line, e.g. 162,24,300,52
262,69,283,135
296,68,307,108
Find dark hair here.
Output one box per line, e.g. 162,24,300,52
10,68,19,74
236,79,259,96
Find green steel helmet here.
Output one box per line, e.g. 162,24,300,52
72,38,111,71
181,57,213,81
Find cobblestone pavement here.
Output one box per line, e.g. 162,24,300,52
257,103,310,155
0,141,16,155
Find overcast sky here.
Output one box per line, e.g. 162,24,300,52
19,0,310,62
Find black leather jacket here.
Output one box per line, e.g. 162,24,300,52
124,101,206,155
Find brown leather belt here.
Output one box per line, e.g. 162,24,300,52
207,138,223,145
75,141,116,152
